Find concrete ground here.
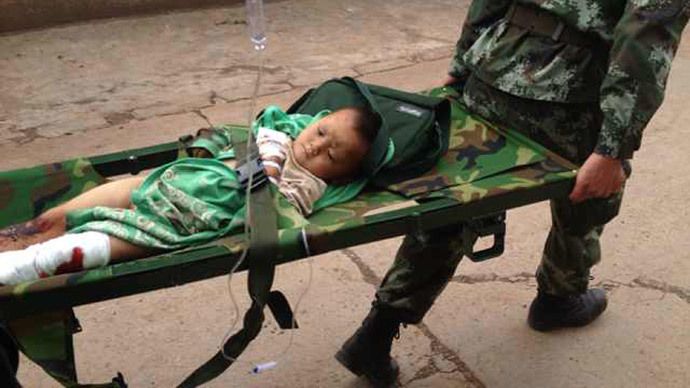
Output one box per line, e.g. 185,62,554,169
1,1,689,387
0,0,241,33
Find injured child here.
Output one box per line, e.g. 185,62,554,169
0,105,384,285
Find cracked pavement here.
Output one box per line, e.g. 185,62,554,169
2,1,689,387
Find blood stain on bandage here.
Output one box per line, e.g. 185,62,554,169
55,247,85,274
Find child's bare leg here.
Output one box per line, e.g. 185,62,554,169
0,231,165,285
108,236,164,264
0,176,145,251
52,175,145,213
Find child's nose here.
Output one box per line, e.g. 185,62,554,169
312,138,327,154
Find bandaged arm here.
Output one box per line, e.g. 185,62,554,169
256,126,290,179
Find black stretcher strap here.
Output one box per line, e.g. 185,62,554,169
231,127,298,330
179,129,295,387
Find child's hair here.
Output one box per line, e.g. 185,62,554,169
341,105,381,147
332,105,381,181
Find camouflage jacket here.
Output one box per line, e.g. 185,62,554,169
449,0,689,159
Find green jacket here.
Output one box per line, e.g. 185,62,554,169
449,0,689,159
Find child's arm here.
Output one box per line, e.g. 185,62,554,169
256,126,290,180
262,156,282,179
186,126,233,158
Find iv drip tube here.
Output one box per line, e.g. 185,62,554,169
246,0,267,51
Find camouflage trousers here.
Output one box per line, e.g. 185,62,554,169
375,75,626,324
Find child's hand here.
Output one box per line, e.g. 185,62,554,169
264,165,281,179
262,155,283,179
186,127,231,158
189,148,213,158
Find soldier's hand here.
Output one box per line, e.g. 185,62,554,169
569,153,626,203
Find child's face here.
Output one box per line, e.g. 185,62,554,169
292,109,370,182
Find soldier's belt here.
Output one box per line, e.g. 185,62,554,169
505,3,604,49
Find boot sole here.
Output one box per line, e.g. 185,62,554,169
334,349,399,387
334,348,364,376
528,316,563,332
528,316,601,332
528,297,608,332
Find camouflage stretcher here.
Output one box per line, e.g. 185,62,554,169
0,86,577,387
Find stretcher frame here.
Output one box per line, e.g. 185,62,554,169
0,87,578,386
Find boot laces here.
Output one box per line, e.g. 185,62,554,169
393,323,406,340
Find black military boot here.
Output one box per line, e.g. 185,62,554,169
335,306,401,387
528,288,608,332
0,324,19,388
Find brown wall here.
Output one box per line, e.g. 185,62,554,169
0,0,243,33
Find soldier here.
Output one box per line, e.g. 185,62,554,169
336,1,689,386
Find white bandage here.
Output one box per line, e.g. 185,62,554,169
0,231,111,285
256,126,290,161
261,160,283,172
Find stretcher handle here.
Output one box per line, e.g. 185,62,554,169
463,212,506,262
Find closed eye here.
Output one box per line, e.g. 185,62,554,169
318,126,325,136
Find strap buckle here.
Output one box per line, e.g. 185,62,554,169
235,157,268,191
